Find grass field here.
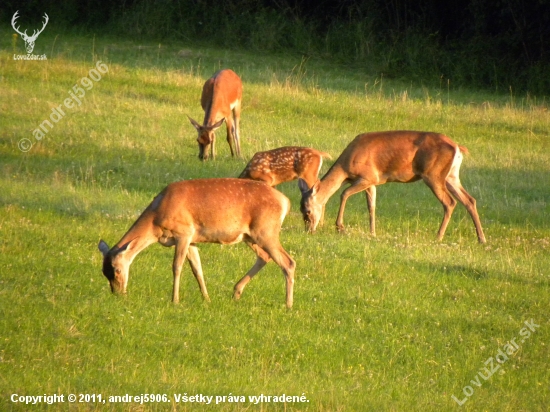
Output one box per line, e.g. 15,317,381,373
1,29,549,411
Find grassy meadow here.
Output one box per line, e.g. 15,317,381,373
0,29,549,411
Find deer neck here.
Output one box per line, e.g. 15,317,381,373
203,100,214,126
114,210,158,261
317,165,348,206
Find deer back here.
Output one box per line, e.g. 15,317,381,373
153,178,289,244
333,131,457,184
201,69,242,125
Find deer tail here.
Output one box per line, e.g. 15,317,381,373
458,145,469,156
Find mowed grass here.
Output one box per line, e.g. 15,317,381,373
0,30,549,411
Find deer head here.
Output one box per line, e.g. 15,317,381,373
298,179,323,232
188,116,225,160
98,240,132,294
11,11,49,54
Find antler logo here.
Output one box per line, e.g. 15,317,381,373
11,11,49,54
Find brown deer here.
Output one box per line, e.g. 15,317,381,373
188,69,242,160
239,146,332,188
298,131,486,243
98,178,296,308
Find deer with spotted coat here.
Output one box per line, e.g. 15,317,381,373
98,178,296,308
188,69,242,160
298,131,486,243
239,146,332,188
239,146,332,224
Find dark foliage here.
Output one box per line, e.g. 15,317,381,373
3,0,550,93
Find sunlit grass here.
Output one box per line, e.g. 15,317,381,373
0,30,549,411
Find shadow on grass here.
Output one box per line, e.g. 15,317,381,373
440,265,488,280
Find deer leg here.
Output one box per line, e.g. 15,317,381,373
186,245,210,301
225,116,236,157
260,241,296,309
236,239,296,309
172,239,191,303
423,178,457,241
365,185,377,236
320,203,326,227
232,104,242,157
446,179,486,243
211,134,216,160
233,242,270,301
337,179,372,232
271,247,296,309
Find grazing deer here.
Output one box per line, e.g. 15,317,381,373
298,131,486,243
188,69,242,160
98,178,296,308
11,11,49,54
239,146,332,188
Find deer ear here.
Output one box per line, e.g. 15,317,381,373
210,117,225,130
116,242,131,254
298,178,310,194
188,115,201,131
98,240,110,256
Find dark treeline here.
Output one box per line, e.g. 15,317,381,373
3,0,550,94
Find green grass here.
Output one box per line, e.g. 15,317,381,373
1,29,549,411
